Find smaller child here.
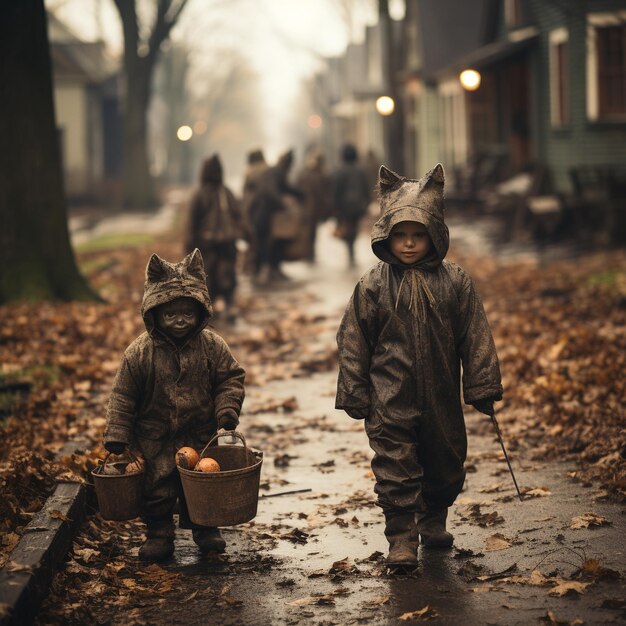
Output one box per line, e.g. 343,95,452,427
336,164,502,570
104,249,245,562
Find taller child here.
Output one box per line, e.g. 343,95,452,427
336,164,502,570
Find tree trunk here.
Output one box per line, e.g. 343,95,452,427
122,66,156,208
0,0,97,303
114,0,189,210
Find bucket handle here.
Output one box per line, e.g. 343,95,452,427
199,429,247,459
96,449,141,475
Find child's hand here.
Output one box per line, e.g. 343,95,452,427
218,410,238,431
105,441,128,455
472,399,495,416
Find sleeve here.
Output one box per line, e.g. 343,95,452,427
455,269,503,404
211,336,246,426
335,281,377,417
104,352,142,446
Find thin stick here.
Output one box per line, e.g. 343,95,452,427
489,409,524,502
260,488,312,499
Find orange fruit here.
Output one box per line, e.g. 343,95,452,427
195,458,221,473
176,447,200,470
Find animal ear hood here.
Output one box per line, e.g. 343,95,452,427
185,248,206,282
141,249,213,333
371,163,449,268
378,165,404,195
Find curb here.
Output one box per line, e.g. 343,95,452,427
0,439,91,626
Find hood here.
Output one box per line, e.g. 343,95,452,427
371,164,450,270
277,149,294,174
201,154,223,184
247,149,265,165
141,249,213,335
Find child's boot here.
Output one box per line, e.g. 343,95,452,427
416,508,454,548
139,520,175,562
384,511,418,569
192,527,226,553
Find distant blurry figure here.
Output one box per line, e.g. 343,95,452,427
296,151,331,262
363,148,381,199
242,149,268,218
248,149,303,282
185,154,245,322
332,143,371,267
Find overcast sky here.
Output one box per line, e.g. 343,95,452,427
46,0,404,157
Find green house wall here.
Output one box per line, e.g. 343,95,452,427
529,0,626,192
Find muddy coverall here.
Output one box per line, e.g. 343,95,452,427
336,166,502,515
104,251,245,528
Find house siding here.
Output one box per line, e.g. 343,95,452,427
532,0,626,192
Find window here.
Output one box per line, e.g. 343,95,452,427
587,13,626,120
550,28,569,127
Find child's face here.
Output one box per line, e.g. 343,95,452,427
389,221,432,264
155,298,200,340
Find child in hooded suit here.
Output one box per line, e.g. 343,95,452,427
336,164,502,569
104,249,245,561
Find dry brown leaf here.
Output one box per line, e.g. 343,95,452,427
549,580,590,597
398,606,439,621
570,512,610,529
484,533,511,552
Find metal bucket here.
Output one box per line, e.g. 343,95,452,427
92,454,144,521
178,431,263,527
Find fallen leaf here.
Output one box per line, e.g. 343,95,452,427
398,606,439,621
48,509,71,522
549,580,590,597
484,533,511,552
570,512,610,529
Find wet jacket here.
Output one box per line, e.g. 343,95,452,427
335,165,501,509
185,155,244,249
104,250,245,475
332,161,371,221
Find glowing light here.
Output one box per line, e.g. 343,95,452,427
177,125,193,141
376,96,395,116
307,114,322,129
460,69,481,91
193,120,207,135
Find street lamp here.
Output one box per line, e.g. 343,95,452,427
460,69,481,91
307,114,322,129
177,125,193,141
376,96,395,116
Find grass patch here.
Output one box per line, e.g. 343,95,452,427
585,270,626,288
75,232,155,254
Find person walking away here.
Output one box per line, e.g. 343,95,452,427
296,151,331,262
185,154,245,323
241,149,268,275
335,164,503,571
248,149,303,282
332,143,371,267
104,250,245,561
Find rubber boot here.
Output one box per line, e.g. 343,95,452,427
139,520,175,562
416,508,454,548
192,527,226,553
384,511,418,570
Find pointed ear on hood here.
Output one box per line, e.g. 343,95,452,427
184,248,206,282
146,253,169,282
378,165,404,195
422,163,445,189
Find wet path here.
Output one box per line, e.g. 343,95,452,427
152,222,624,625
55,215,625,625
